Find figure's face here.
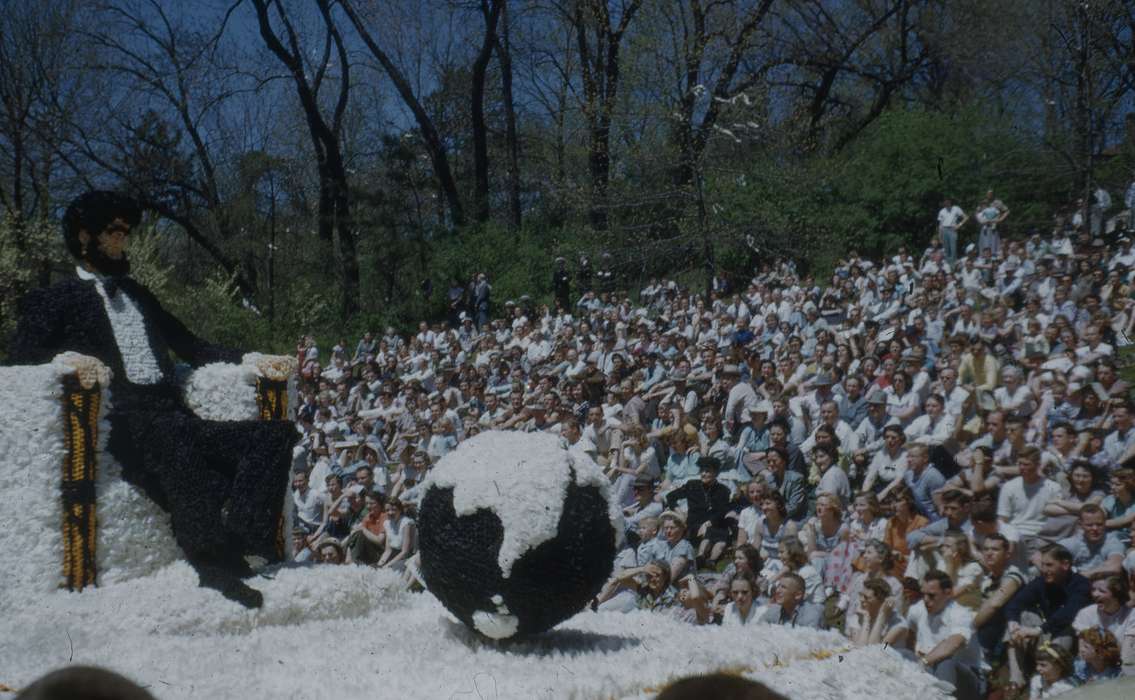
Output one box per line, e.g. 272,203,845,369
79,217,133,275
86,217,131,260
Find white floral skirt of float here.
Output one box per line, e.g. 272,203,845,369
0,562,952,700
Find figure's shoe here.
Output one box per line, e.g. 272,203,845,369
192,557,264,609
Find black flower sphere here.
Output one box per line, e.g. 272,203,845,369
418,431,618,639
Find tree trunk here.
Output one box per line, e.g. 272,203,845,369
471,1,502,224
497,0,522,229
339,0,466,228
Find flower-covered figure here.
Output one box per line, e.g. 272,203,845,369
7,191,297,608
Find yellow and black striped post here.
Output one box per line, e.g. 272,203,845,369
255,377,290,560
255,377,289,421
60,375,101,591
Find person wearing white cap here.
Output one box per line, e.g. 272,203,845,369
735,401,773,475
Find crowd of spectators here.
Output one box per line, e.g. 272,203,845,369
287,189,1135,699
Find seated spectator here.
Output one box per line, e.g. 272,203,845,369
1027,643,1078,699
813,444,851,508
759,572,825,629
1004,544,1092,690
1074,627,1122,684
758,446,808,522
1041,461,1106,541
622,476,663,544
1101,467,1135,546
800,491,850,575
849,491,889,546
317,539,345,564
1058,504,1126,578
884,569,983,700
842,539,902,636
345,492,386,565
900,443,946,521
907,490,973,573
998,446,1063,562
850,577,904,647
664,457,732,569
934,530,984,609
765,538,824,605
734,479,768,547
749,491,797,569
974,533,1027,662
377,499,416,571
660,424,702,490
292,470,322,533
883,487,930,578
1072,574,1131,639
720,571,763,627
939,445,1001,504
654,511,696,582
598,559,681,614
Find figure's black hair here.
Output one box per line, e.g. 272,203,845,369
61,191,143,258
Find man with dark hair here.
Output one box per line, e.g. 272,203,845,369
973,533,1026,661
7,191,298,608
15,665,155,700
1003,544,1092,688
886,570,983,700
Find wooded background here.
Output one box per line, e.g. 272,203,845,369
2,0,1134,352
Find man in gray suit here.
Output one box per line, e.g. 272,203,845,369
760,573,825,629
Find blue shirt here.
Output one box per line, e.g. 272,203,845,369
903,465,946,520
665,450,702,487
1057,532,1125,571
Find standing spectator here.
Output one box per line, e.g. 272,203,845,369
937,197,968,265
473,272,491,330
975,189,1010,257
553,257,571,311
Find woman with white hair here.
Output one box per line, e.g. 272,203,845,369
994,365,1036,417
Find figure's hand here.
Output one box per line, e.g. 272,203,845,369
54,352,111,389
249,353,298,381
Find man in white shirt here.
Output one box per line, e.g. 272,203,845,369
722,364,759,439
997,447,1062,561
937,198,968,264
799,399,859,455
886,569,983,700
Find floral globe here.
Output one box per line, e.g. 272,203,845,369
417,431,619,639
